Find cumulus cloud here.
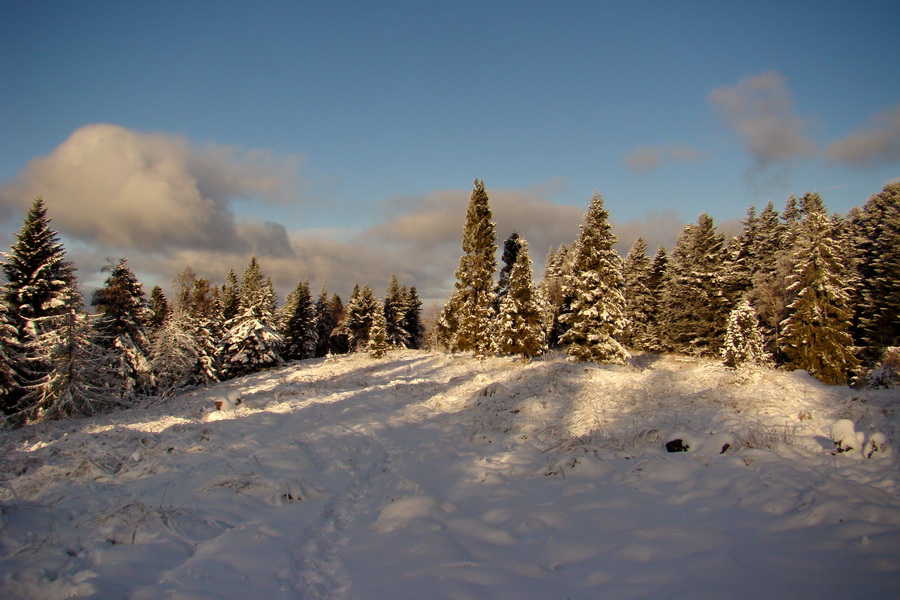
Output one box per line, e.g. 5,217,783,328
0,123,302,254
825,105,900,167
708,71,816,187
625,144,706,173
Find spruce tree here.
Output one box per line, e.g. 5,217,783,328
221,257,284,376
493,232,522,312
91,258,153,397
404,286,424,350
661,214,728,355
0,300,21,412
493,238,544,360
855,183,900,353
442,179,497,355
221,269,241,322
282,279,318,360
559,192,629,364
1,197,82,416
314,288,335,357
622,237,653,350
537,244,572,348
780,206,859,384
722,298,769,368
645,246,669,351
147,285,170,333
368,302,389,359
344,284,380,352
328,293,349,354
383,274,411,348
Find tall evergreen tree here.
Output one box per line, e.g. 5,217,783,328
855,183,900,353
537,244,572,348
559,192,629,364
493,232,522,312
780,206,859,384
661,214,729,355
383,274,411,348
404,286,424,350
441,179,497,355
221,269,241,322
0,301,18,409
91,258,153,397
621,237,653,350
645,246,669,351
147,285,170,333
368,303,389,359
282,279,318,360
1,197,81,415
344,284,380,352
314,287,335,357
221,257,284,376
327,293,348,354
493,238,544,360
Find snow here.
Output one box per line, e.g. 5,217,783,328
1,349,899,599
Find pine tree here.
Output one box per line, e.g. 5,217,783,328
559,192,629,364
537,244,572,348
493,232,522,312
344,284,380,352
493,238,544,360
404,286,424,349
661,214,728,355
221,269,240,322
91,258,152,397
282,280,318,360
147,285,170,332
0,300,21,412
855,183,900,353
622,237,653,350
442,179,497,355
780,206,859,384
722,298,769,368
221,257,284,376
1,197,82,416
327,293,349,354
314,288,334,357
368,303,389,359
645,246,669,351
383,275,411,348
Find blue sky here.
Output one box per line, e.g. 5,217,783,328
1,1,898,300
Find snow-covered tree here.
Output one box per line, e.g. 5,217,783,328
221,257,284,376
645,246,669,351
559,192,629,364
722,298,769,368
441,179,497,355
622,237,653,350
404,286,424,350
855,182,900,353
780,206,859,384
221,269,240,323
314,288,335,357
326,293,349,354
661,214,729,355
493,232,522,312
150,309,204,395
0,300,21,413
493,238,544,360
368,303,389,359
282,279,318,361
91,258,152,397
1,197,81,416
383,274,411,348
344,284,381,352
20,308,121,421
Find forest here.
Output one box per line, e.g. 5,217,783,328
1,180,898,424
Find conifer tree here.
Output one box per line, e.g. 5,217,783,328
493,238,544,360
221,257,284,376
91,258,153,397
221,269,241,322
344,284,380,351
622,237,653,350
314,288,335,357
537,244,572,348
661,214,728,355
441,179,497,355
1,197,82,416
493,232,522,312
147,285,170,333
780,206,859,384
383,274,411,348
404,286,424,349
368,302,389,359
559,192,629,364
855,183,900,353
0,300,21,413
645,246,669,351
282,279,318,360
327,293,349,354
722,298,769,368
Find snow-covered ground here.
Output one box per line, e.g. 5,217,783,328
1,350,898,599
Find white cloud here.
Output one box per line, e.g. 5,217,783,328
625,144,706,173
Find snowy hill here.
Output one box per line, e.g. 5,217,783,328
1,350,898,599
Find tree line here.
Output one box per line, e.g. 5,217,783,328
438,179,899,386
0,198,423,422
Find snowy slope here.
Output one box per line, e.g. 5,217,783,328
1,350,898,599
